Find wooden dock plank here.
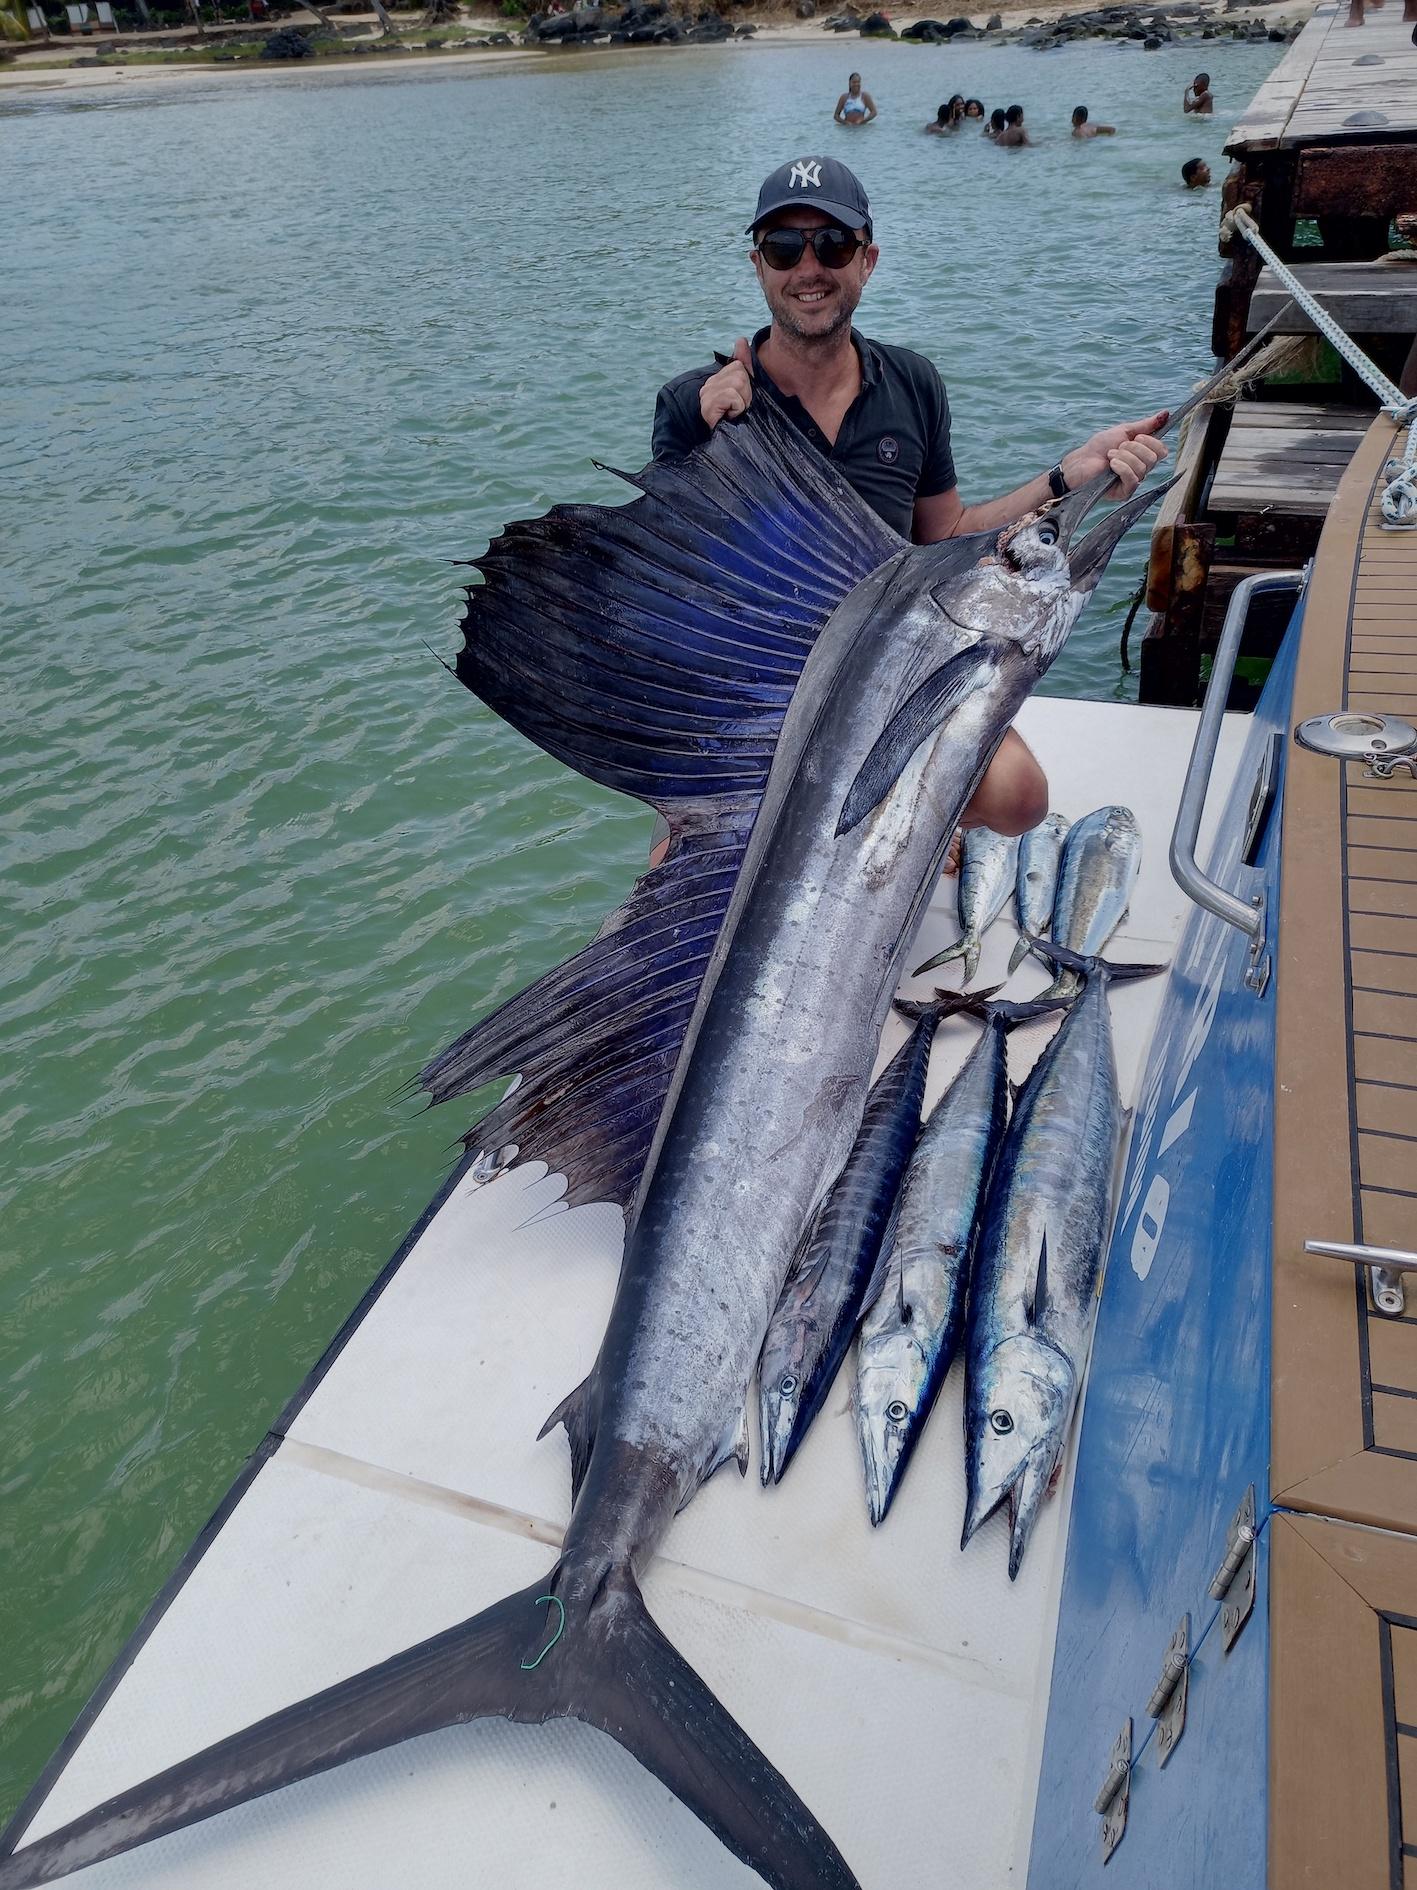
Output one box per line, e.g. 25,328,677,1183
1225,4,1337,153
1229,1,1417,155
1249,262,1417,337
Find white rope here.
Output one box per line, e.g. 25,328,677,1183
1230,207,1417,530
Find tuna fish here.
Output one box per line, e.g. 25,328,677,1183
1035,805,1142,998
854,994,1061,1526
915,824,1019,983
961,942,1162,1581
0,377,1200,1890
1008,811,1071,973
760,992,983,1486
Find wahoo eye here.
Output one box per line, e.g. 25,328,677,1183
1035,519,1059,546
779,1374,797,1396
886,1400,909,1424
990,1409,1014,1435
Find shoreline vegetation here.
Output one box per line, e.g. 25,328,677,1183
1,0,1311,86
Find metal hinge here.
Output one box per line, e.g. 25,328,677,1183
1146,1614,1190,1767
1208,1485,1258,1652
1094,1718,1132,1863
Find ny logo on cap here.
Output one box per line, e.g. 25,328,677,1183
788,159,822,190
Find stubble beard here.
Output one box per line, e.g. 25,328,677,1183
773,291,854,349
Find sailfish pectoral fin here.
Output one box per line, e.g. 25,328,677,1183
836,647,998,838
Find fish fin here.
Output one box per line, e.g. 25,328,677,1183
1025,1230,1050,1329
836,645,999,837
421,812,753,1210
963,938,981,986
891,983,1001,1026
978,993,1077,1030
0,1567,861,1890
1007,933,1031,974
538,1376,597,1501
1023,935,1167,987
707,1403,752,1481
429,397,900,1208
457,396,897,807
911,934,969,978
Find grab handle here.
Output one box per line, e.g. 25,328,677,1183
1168,570,1304,943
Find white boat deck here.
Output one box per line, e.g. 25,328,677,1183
8,698,1248,1890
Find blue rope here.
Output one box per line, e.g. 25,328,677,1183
520,1594,566,1670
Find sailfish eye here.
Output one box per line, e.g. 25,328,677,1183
779,1374,797,1396
990,1409,1014,1435
886,1400,909,1424
1035,518,1060,547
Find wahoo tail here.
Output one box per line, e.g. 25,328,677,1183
0,1566,859,1890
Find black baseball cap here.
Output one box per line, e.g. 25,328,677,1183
746,157,873,237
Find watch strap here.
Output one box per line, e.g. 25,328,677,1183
1047,463,1069,499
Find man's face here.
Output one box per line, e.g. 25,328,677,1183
1191,161,1211,188
750,208,879,345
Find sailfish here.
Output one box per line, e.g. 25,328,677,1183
0,339,1261,1889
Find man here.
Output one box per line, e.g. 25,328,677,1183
1183,72,1213,113
995,102,1031,148
652,156,1167,844
1181,157,1211,189
1071,105,1116,138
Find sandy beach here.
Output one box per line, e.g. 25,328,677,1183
0,0,1315,90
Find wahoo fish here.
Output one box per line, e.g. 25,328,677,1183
961,942,1162,1581
0,373,1203,1890
855,994,1059,1526
1036,804,1142,998
760,992,981,1486
1008,811,1070,973
915,825,1019,983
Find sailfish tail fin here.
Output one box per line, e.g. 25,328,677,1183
0,1566,859,1890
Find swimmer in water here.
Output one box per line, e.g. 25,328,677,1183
1071,105,1116,138
983,106,1006,139
1183,72,1213,113
995,103,1031,147
835,72,878,127
963,98,985,120
926,94,966,133
1181,157,1212,188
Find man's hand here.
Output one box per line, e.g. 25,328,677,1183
1061,411,1169,499
699,337,753,431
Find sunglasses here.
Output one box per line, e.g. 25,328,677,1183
755,225,865,272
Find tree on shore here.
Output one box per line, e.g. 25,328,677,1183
0,0,29,39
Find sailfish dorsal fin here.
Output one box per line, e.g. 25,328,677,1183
423,398,901,1210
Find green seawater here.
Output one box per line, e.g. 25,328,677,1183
0,36,1280,1820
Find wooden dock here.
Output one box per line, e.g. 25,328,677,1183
1140,0,1417,707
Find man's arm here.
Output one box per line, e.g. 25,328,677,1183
911,411,1170,543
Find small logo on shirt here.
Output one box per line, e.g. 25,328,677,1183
788,159,823,190
877,435,900,465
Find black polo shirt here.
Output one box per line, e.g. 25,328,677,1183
651,327,957,539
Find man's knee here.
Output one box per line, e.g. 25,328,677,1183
967,733,1049,836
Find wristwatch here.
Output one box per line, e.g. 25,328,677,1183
1047,463,1070,499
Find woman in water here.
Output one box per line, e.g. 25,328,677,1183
835,72,878,126
925,94,965,133
983,106,1006,139
963,97,985,121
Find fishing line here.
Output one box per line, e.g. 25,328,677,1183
520,1594,566,1669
